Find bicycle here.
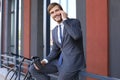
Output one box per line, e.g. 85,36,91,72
4,53,40,80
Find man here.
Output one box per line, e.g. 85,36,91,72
29,2,86,80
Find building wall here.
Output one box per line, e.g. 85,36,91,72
23,0,31,58
77,0,120,79
23,0,44,59
30,0,44,58
86,0,109,76
77,0,109,76
0,0,1,11
109,0,120,78
76,0,86,57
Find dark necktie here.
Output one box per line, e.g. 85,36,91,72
58,25,63,66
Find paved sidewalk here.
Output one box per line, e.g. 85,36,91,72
0,68,8,80
0,68,24,80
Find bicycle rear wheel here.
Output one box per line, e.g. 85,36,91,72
4,68,17,80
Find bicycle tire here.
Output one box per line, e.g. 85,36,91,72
23,71,36,80
4,68,17,80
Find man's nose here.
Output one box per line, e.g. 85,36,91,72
53,12,57,16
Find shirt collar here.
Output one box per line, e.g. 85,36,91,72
58,22,64,27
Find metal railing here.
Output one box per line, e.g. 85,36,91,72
79,71,120,80
1,52,31,69
48,71,120,80
0,52,33,80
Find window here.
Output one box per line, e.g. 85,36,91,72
10,0,21,55
0,0,2,56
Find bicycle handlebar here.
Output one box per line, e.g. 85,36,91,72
10,52,40,61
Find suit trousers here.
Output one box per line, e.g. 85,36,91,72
29,59,80,80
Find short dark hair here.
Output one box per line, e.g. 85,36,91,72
47,2,63,13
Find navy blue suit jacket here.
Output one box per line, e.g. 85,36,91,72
46,18,86,72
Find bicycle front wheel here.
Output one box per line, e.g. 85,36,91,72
4,68,17,80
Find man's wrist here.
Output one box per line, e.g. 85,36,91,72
63,18,67,21
43,59,48,63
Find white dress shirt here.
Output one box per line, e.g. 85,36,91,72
58,23,64,43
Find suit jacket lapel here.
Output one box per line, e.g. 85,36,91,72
53,25,66,48
54,26,61,48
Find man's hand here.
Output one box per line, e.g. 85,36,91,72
33,59,48,70
41,59,48,66
60,10,68,20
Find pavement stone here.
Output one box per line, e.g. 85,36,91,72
0,68,8,80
